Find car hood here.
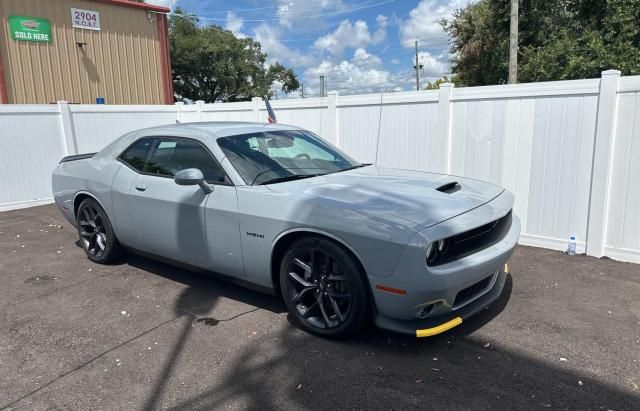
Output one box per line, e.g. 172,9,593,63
266,165,504,229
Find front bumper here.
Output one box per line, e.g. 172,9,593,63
374,268,508,337
368,191,519,335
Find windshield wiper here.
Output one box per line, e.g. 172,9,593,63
335,163,372,173
259,174,324,185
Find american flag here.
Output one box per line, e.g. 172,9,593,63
263,96,277,123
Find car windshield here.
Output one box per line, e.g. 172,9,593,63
217,130,365,185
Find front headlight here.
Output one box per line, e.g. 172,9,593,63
437,239,448,254
427,239,449,266
426,242,437,264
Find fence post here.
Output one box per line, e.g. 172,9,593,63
252,97,262,122
57,101,78,155
196,100,205,121
327,91,339,146
438,83,454,174
586,69,621,257
175,101,184,123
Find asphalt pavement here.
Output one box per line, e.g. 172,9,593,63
0,205,638,410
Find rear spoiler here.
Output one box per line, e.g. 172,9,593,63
59,153,97,163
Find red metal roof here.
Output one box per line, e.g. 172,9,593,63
95,0,171,13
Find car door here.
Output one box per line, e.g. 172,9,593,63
118,136,245,279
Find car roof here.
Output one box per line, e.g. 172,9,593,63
136,121,303,139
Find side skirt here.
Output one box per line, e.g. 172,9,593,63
123,246,278,296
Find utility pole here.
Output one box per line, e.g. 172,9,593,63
509,0,519,84
414,40,420,91
320,75,326,97
300,84,305,98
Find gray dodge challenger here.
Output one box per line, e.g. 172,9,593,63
52,122,520,338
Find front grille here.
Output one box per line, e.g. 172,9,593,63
428,210,512,266
454,274,494,307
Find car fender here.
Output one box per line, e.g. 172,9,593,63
271,226,366,271
72,190,109,225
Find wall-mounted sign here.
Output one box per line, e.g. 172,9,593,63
71,8,100,31
9,16,52,43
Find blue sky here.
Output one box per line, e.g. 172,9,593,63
147,0,473,97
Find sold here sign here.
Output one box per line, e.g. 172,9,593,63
9,16,52,43
71,8,101,31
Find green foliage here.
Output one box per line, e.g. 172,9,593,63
267,62,300,95
169,9,299,102
424,76,459,89
440,1,509,86
442,0,640,86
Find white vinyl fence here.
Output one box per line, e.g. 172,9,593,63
1,70,638,264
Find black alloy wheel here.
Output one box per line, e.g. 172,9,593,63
77,198,122,264
280,237,370,337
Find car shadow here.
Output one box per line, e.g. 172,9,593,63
111,244,636,409
124,253,287,317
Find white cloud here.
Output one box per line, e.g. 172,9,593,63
400,0,470,48
376,14,389,29
225,12,245,38
253,24,316,67
313,18,386,56
304,48,405,95
415,51,448,78
145,0,177,9
352,47,382,67
277,0,346,29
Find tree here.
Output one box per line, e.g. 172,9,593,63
424,76,458,90
441,1,509,86
442,0,640,86
267,63,300,95
169,9,299,102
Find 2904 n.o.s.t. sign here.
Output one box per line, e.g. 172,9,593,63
71,8,100,31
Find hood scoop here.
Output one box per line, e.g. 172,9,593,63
435,181,461,194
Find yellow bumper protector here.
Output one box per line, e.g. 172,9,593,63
415,265,509,338
416,316,462,338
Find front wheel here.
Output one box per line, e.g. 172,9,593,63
76,198,122,264
280,237,370,338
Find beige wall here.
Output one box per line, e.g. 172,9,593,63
0,0,169,104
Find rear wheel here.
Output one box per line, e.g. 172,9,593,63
76,198,122,264
280,236,370,338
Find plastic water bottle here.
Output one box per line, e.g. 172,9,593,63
566,235,577,255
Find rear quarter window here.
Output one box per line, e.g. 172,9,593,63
120,139,154,172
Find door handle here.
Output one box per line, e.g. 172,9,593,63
135,184,147,192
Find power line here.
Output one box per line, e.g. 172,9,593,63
168,11,452,94
168,14,443,77
325,71,414,93
286,47,434,73
193,0,396,22
190,0,385,16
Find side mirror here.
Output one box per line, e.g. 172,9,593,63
174,168,213,194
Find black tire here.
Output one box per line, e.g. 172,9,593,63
279,236,370,338
76,198,122,264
